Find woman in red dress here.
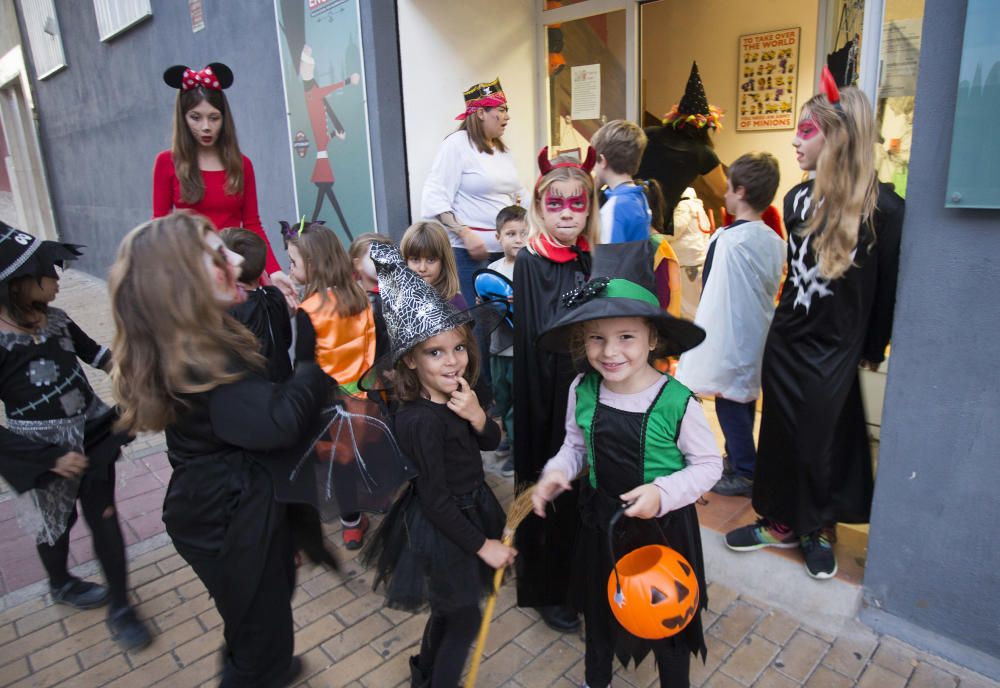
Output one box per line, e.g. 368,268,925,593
152,62,297,304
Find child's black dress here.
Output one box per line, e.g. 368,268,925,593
0,308,129,544
364,397,504,613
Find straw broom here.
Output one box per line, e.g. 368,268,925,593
465,485,536,687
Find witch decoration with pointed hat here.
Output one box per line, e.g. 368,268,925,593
637,62,727,234
723,67,904,580
530,242,718,685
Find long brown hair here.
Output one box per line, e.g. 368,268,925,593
4,275,49,329
288,224,369,317
458,108,507,155
392,323,479,401
400,221,461,301
800,87,879,280
529,159,602,248
110,212,263,433
172,87,244,204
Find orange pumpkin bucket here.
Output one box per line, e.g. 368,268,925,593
607,508,700,640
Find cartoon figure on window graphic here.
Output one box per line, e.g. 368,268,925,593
300,45,360,239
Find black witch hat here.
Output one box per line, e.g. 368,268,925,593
371,242,504,363
539,240,705,355
664,62,723,130
0,222,82,308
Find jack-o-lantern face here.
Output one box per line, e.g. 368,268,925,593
607,545,700,640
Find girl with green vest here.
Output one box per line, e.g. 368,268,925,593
531,276,721,688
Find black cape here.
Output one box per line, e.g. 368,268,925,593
512,246,590,608
752,180,903,534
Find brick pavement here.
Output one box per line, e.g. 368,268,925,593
0,269,997,687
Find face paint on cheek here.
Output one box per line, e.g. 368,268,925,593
796,119,821,140
544,192,589,214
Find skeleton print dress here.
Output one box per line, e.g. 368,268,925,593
0,308,128,545
751,180,903,535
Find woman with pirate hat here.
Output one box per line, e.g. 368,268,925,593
724,69,903,580
637,62,728,233
153,62,298,306
531,241,721,687
361,242,514,688
0,223,151,651
422,78,529,387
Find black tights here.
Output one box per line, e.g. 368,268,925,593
310,183,352,240
36,466,128,610
417,605,481,688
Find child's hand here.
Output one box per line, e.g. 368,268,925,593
532,470,571,517
52,452,88,479
620,484,662,519
477,538,517,569
447,377,485,429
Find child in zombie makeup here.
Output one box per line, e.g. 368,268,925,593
510,148,600,633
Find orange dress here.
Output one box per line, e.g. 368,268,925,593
299,289,376,395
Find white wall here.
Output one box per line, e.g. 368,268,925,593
641,0,820,210
397,0,539,228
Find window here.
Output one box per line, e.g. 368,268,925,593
92,0,152,42
19,0,66,79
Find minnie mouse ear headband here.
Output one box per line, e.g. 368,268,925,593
163,63,234,91
537,145,597,176
0,222,82,308
455,77,507,120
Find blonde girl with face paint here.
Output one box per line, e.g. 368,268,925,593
724,78,905,582
510,151,601,633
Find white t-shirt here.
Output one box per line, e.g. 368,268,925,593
421,131,528,254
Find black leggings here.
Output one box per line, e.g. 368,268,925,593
36,465,128,609
417,605,481,688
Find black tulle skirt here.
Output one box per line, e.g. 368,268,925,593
572,484,708,670
362,481,505,613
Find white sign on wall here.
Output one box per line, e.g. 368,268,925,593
571,64,601,120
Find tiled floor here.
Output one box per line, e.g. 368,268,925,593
1,269,996,687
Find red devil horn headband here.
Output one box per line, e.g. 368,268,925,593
819,65,842,108
537,146,597,176
163,63,234,91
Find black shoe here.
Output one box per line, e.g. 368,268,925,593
722,455,734,477
711,474,753,497
800,531,838,579
50,578,110,610
538,604,580,632
106,606,153,652
409,655,430,688
274,656,304,688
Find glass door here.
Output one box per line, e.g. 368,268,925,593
537,0,639,156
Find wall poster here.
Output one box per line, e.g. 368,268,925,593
737,28,800,131
275,0,376,244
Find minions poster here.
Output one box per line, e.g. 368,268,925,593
737,28,800,131
275,0,375,244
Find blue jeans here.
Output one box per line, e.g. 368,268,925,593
453,246,503,390
715,397,757,478
490,356,514,442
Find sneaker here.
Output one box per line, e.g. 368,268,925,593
711,474,753,497
342,514,369,550
725,518,798,551
800,531,838,579
495,437,511,458
500,457,515,478
50,578,110,610
106,606,152,652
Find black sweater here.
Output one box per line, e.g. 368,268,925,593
394,398,501,554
